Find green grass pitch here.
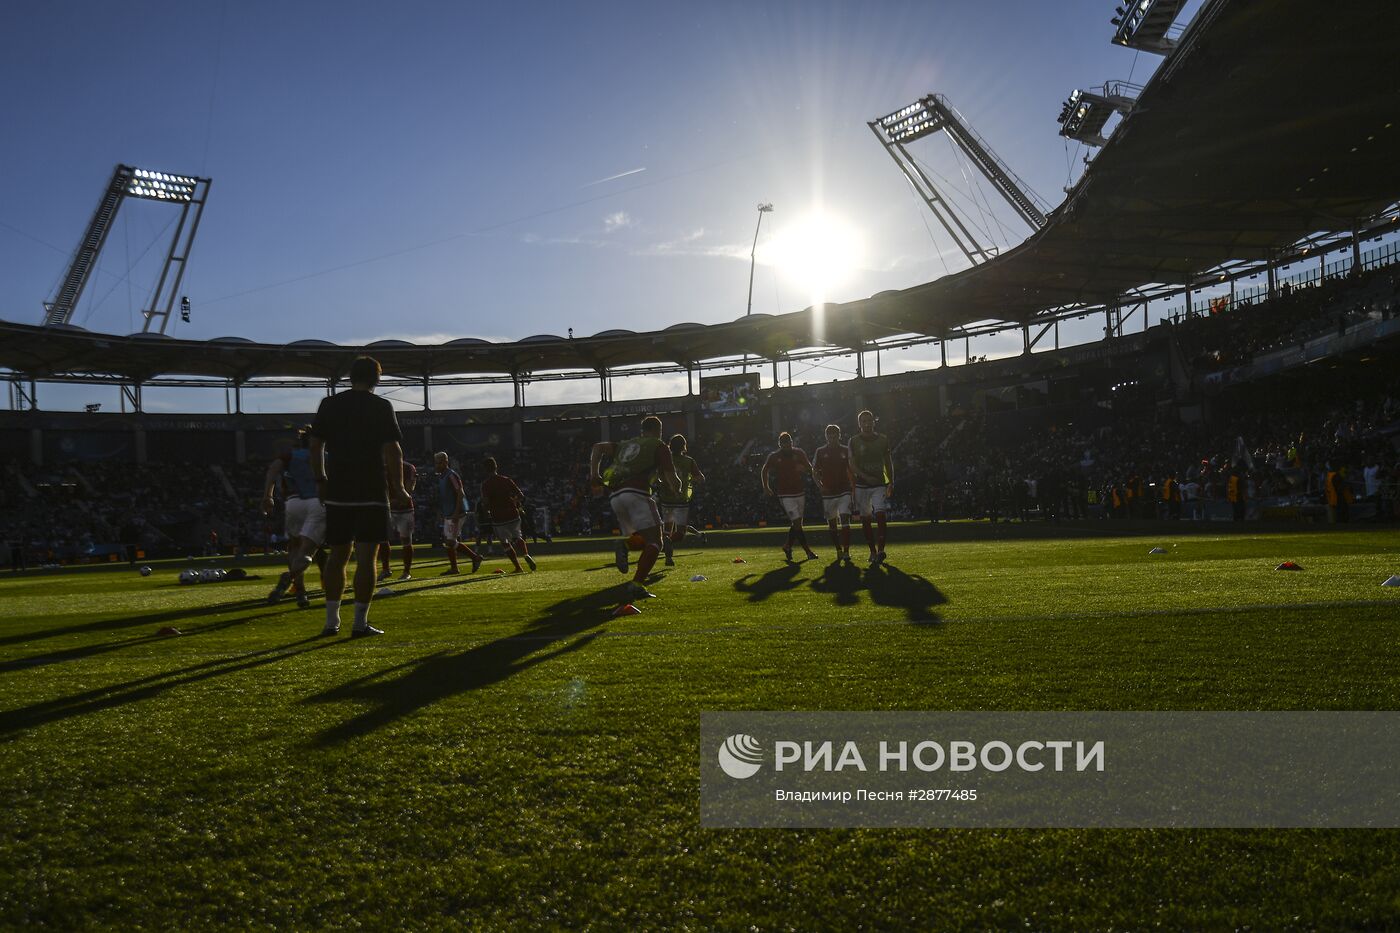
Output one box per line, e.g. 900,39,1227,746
1,527,1398,928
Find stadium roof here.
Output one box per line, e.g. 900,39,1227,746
2,0,1398,385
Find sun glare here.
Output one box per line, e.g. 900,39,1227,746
762,211,866,302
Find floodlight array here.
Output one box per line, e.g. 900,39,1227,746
878,100,940,143
1057,89,1116,146
879,101,927,126
1058,90,1090,131
1110,0,1152,40
1110,0,1186,53
126,168,198,203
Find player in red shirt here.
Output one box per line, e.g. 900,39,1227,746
481,457,535,573
762,432,818,562
812,424,855,565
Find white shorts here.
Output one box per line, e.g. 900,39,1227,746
660,504,690,527
442,517,462,540
610,488,661,536
778,494,805,522
855,485,888,517
391,511,415,540
822,493,852,521
284,497,326,546
494,517,522,543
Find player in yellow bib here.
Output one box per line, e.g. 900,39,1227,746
849,409,894,567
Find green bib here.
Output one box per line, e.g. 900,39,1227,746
850,433,890,485
659,453,695,504
608,435,664,487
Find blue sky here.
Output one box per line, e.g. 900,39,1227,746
1,1,1202,410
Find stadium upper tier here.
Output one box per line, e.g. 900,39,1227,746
2,0,1397,387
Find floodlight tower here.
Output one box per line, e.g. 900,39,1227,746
1110,0,1190,53
42,163,211,334
746,203,773,316
869,94,1049,267
1056,82,1141,147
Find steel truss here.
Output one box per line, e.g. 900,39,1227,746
8,210,1398,409
41,164,211,335
870,94,1050,267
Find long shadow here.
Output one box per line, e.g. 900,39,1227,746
304,584,624,746
0,606,305,675
581,550,701,573
2,570,496,657
861,562,947,623
373,573,500,597
808,560,863,607
732,564,805,603
0,595,294,648
0,635,340,739
154,576,265,589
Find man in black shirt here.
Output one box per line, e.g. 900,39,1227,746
310,356,411,637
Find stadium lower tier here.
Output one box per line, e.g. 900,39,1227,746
3,365,1396,566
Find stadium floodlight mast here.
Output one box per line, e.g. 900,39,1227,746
868,94,1049,268
746,203,774,316
1110,0,1190,54
41,164,211,334
740,202,773,382
1056,83,1140,148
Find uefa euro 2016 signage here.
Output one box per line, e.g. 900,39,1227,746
700,712,1400,828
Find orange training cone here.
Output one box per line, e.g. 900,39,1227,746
1276,561,1302,571
612,603,642,617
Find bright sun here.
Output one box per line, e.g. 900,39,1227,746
762,211,866,302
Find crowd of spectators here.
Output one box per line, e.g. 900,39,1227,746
909,392,1398,525
5,381,1395,568
1174,265,1400,372
6,268,1400,566
0,459,267,567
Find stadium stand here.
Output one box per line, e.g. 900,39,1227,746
3,0,1397,568
1174,265,1400,372
4,311,1396,567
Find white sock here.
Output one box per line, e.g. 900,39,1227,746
324,599,341,629
353,601,370,629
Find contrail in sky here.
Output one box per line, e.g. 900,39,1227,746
581,167,647,187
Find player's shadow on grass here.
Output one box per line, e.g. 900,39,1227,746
732,564,805,602
0,571,492,657
0,635,340,738
304,585,623,746
862,563,947,623
379,573,499,597
0,607,304,675
809,560,862,607
0,596,307,650
582,550,701,573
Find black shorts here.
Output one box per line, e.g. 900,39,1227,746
324,504,391,546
